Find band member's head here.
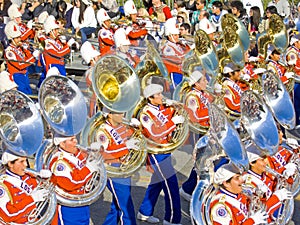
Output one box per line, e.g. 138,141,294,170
1,151,26,176
54,135,78,154
214,160,243,194
124,0,138,22
7,4,22,24
246,144,267,175
189,70,207,91
267,45,281,61
4,21,22,46
97,8,111,29
223,62,241,81
81,41,100,66
164,18,180,43
0,71,18,93
179,23,190,36
103,107,125,126
44,15,60,39
143,83,164,105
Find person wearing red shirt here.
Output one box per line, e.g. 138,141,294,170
149,0,172,22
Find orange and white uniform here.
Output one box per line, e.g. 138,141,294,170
243,170,282,219
125,22,148,46
267,146,293,174
18,23,35,41
95,120,134,160
222,78,243,113
49,148,94,194
210,188,255,225
5,43,35,78
98,27,114,56
0,170,38,223
140,103,176,144
160,40,189,74
267,59,289,85
185,88,212,127
286,45,300,76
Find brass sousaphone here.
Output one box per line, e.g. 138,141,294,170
37,75,107,207
81,55,147,178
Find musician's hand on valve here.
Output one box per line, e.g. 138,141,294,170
285,71,294,79
126,138,139,150
130,118,141,127
171,115,185,124
90,142,102,151
286,138,299,149
283,162,297,178
67,38,76,47
33,50,40,59
165,99,175,106
250,210,268,225
27,20,33,29
31,188,49,202
86,160,99,173
38,169,52,179
274,188,293,201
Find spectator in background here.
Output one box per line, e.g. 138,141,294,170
210,1,227,32
185,0,196,20
191,0,206,28
0,0,12,22
241,0,264,17
98,0,119,19
268,0,290,19
175,0,189,22
149,0,172,22
179,23,191,37
248,6,261,35
258,5,278,33
65,0,74,29
71,0,97,43
52,0,67,19
231,1,249,29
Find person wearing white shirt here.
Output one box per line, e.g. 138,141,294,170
268,0,290,18
242,0,264,17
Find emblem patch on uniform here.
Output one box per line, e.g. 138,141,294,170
142,115,149,122
166,47,171,52
216,206,227,217
98,134,106,142
189,98,196,106
0,187,4,197
57,163,65,171
7,52,13,58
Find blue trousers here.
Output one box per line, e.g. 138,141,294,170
38,63,66,87
139,153,181,224
294,83,300,125
80,27,96,44
58,205,90,225
13,72,32,94
181,167,197,195
103,177,136,225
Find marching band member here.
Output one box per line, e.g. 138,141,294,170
243,144,293,222
80,41,101,117
114,27,140,68
210,159,268,225
161,18,190,88
4,20,37,94
41,15,74,84
180,70,213,201
222,62,244,114
7,4,35,41
96,8,114,56
137,84,184,225
50,135,99,225
95,108,140,225
71,0,97,44
0,151,53,224
148,0,172,22
124,0,148,45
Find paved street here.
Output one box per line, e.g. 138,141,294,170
89,143,300,225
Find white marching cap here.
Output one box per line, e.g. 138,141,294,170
247,151,262,163
38,11,49,24
46,67,60,77
290,34,300,45
214,163,238,185
124,0,137,16
245,142,263,163
189,70,203,86
253,68,266,74
4,21,21,40
80,41,100,64
44,15,59,34
114,28,131,48
7,4,22,20
248,56,259,62
223,62,240,74
143,84,164,98
53,137,71,146
164,17,179,36
0,71,18,93
1,151,22,165
97,8,111,27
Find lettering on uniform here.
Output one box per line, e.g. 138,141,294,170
20,181,32,194
77,160,85,169
240,203,248,215
109,128,123,144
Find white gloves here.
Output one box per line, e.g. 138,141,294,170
274,188,293,201
214,83,222,94
27,20,33,29
126,138,139,150
250,209,268,225
165,99,175,106
286,138,299,149
171,115,185,124
130,118,140,127
59,35,67,44
241,74,251,82
33,50,40,59
86,160,99,173
67,38,76,47
31,188,49,202
38,169,52,179
283,162,297,178
90,142,102,150
285,71,294,79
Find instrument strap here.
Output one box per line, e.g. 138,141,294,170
146,105,169,125
0,174,33,195
103,123,125,145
